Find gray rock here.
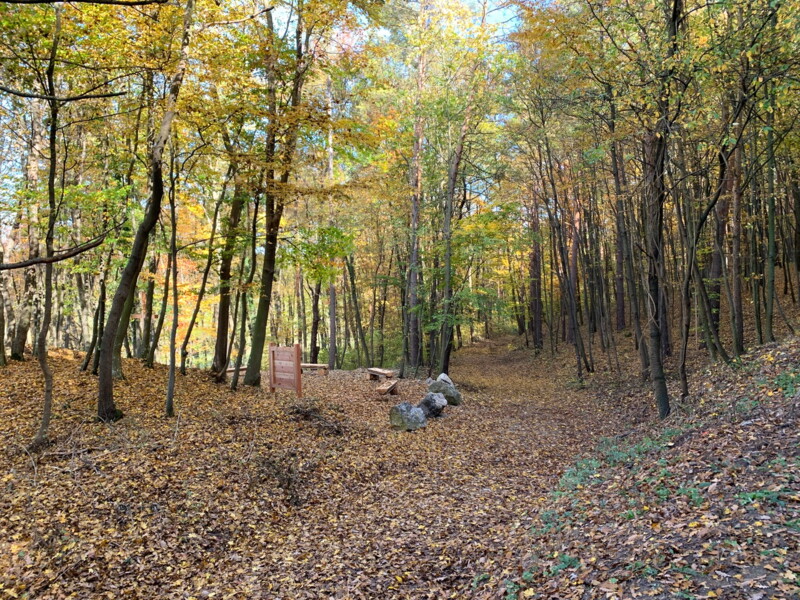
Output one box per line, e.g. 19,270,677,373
425,377,434,386
389,402,427,431
429,379,462,406
418,392,447,418
436,373,455,387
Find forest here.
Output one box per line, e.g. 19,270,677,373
1,0,799,598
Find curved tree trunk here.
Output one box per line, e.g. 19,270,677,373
97,0,195,421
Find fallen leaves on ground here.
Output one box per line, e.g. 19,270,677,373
476,339,800,600
0,341,629,599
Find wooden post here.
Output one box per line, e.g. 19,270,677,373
294,342,302,398
269,342,276,394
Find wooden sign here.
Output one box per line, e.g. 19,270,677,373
268,343,302,397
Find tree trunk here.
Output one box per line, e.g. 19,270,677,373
139,256,157,358
145,251,170,368
165,160,179,418
180,198,221,374
243,8,307,386
97,0,195,421
730,143,744,356
643,131,670,418
346,255,371,367
764,85,777,342
112,289,135,379
528,201,544,350
30,10,60,449
244,205,282,385
309,280,322,363
230,196,259,391
212,176,244,381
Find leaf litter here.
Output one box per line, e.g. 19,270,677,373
0,341,628,599
1,338,797,599
474,339,800,600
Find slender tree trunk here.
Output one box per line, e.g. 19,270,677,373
145,251,170,368
180,198,221,374
12,101,44,362
346,255,371,367
325,75,337,372
377,247,392,366
764,85,777,342
439,59,478,374
731,143,744,356
112,289,135,379
407,7,427,370
138,257,157,358
231,196,259,391
528,200,543,350
244,8,306,386
244,204,282,385
30,10,60,449
97,0,194,421
165,162,179,417
212,175,244,381
309,280,321,363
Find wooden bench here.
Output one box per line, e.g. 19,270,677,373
376,379,399,395
368,367,396,381
301,363,329,376
226,366,247,374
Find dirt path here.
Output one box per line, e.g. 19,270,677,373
242,340,630,598
0,341,630,599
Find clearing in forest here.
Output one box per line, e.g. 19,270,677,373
0,340,627,599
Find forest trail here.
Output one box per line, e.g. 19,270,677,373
231,339,633,598
0,342,632,599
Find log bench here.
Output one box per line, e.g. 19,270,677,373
367,367,396,381
376,379,399,395
301,363,329,376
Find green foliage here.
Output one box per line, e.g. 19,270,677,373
773,371,800,397
281,226,353,283
559,458,601,490
736,489,786,507
545,553,580,576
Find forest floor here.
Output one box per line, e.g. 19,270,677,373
0,337,797,599
0,339,635,599
476,340,800,600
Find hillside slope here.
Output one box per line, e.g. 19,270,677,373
474,340,800,600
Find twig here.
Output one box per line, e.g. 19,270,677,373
172,414,181,444
19,443,39,485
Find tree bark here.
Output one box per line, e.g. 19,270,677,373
97,0,194,421
212,172,244,380
309,280,321,363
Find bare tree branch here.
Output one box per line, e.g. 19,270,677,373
0,84,126,103
0,232,111,271
1,0,167,5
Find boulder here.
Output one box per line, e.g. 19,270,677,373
436,373,455,387
429,379,462,406
389,402,427,431
418,392,447,418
